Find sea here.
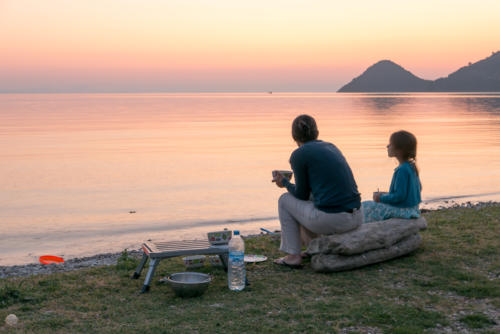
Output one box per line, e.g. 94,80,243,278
1,93,500,265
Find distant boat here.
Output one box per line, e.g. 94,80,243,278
268,91,273,94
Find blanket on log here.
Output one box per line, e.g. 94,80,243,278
306,217,427,273
306,217,427,256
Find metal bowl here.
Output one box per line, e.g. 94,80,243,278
166,272,211,297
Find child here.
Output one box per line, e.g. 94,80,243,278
363,130,422,223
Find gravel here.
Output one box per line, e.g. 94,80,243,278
0,250,142,279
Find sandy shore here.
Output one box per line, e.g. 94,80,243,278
0,250,143,279
1,201,498,279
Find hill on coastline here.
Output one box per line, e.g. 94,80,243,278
338,51,500,92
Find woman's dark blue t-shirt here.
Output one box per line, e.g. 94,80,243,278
282,140,361,213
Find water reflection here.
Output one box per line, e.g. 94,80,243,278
447,96,500,114
356,96,410,112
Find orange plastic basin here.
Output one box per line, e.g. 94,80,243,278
39,255,64,265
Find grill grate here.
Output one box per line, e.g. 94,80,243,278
143,239,228,258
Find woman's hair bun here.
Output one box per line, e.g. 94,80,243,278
292,115,319,143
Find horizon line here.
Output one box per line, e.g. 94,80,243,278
2,91,500,95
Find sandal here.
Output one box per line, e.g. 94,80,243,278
273,257,304,269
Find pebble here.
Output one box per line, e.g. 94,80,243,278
339,326,382,334
209,303,224,308
5,314,18,327
420,200,500,213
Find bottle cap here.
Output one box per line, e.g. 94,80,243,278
234,230,240,235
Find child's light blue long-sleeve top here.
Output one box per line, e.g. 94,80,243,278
380,161,421,208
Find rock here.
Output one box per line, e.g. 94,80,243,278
311,233,422,272
306,217,427,256
5,314,18,327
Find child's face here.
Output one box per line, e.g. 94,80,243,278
387,141,397,158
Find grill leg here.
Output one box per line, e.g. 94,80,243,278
220,253,229,272
131,253,148,279
141,258,159,293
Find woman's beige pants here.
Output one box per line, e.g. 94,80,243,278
278,193,363,255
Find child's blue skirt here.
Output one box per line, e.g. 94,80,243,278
362,201,420,223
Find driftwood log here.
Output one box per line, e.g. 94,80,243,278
306,217,427,272
306,217,427,256
310,233,422,272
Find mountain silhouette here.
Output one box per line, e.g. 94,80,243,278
338,51,500,92
432,51,500,91
338,60,432,92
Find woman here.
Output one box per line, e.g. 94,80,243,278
273,115,363,267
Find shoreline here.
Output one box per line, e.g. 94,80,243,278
1,200,499,280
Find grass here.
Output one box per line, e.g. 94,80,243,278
460,313,497,329
0,205,499,333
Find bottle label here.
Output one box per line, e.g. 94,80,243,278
229,251,244,264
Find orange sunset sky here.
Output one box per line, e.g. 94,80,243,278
1,0,499,92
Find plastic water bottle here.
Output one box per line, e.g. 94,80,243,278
228,230,246,291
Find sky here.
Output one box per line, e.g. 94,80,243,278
1,0,499,92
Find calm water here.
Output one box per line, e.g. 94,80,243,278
1,93,500,265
